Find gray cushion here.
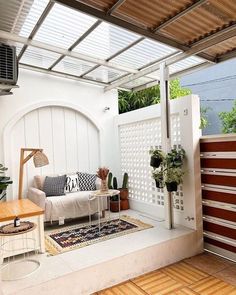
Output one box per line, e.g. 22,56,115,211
43,175,66,197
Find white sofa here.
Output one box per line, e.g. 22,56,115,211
27,175,107,222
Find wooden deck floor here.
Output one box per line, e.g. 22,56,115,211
94,253,236,294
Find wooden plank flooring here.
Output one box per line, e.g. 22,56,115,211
94,254,236,295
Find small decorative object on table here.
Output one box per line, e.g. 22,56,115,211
97,167,109,192
14,216,20,227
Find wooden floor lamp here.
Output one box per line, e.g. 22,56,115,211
18,148,49,199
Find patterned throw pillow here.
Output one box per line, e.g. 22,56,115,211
43,175,66,197
77,172,97,191
65,173,80,193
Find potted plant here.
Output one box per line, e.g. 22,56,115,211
165,167,184,192
166,148,185,168
119,172,128,200
119,173,129,210
149,148,165,168
152,170,164,188
0,164,13,201
110,177,120,212
108,172,129,211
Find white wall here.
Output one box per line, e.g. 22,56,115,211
115,95,202,230
0,68,118,199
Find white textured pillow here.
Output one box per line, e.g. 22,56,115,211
65,173,80,193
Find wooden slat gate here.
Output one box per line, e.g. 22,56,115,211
200,135,236,261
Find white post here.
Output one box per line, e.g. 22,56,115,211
160,62,173,229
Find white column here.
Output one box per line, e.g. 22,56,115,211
160,63,173,229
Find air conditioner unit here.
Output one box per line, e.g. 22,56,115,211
0,43,18,85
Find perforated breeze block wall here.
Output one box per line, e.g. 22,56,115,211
119,114,184,212
117,95,202,229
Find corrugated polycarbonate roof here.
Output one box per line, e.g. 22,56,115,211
1,0,236,91
112,39,178,70
33,3,97,49
54,56,96,76
20,46,61,68
169,56,205,74
19,0,49,38
73,22,140,60
84,66,128,83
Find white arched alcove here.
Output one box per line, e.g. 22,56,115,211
4,100,103,200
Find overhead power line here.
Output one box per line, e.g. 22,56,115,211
182,74,236,87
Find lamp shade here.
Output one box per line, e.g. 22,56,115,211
33,151,49,168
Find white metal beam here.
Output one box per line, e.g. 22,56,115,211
0,30,138,74
160,63,173,229
105,24,236,91
19,63,131,91
132,62,211,92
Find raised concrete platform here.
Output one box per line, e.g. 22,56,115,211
1,210,203,295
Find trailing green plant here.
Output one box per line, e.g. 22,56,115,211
152,170,164,188
0,164,13,201
219,100,236,133
166,148,185,168
122,172,128,189
150,148,186,191
149,148,165,160
164,167,184,185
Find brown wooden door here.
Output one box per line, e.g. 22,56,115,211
200,136,236,261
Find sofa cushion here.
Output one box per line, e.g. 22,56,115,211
43,175,66,197
34,174,59,190
77,172,97,191
34,175,46,190
65,173,80,193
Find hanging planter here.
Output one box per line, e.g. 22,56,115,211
150,156,162,168
166,182,178,192
165,167,184,193
152,170,164,188
155,180,164,189
149,148,164,168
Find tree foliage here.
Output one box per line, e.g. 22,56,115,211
200,106,211,130
118,79,191,114
219,100,236,133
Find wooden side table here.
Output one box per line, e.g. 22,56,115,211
0,199,45,263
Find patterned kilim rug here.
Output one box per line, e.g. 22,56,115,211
45,215,153,255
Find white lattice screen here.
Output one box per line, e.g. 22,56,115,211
119,114,184,211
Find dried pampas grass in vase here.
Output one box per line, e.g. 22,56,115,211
97,167,109,192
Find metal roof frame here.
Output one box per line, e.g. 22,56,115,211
18,1,55,60
104,23,236,91
54,0,215,63
1,0,236,91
